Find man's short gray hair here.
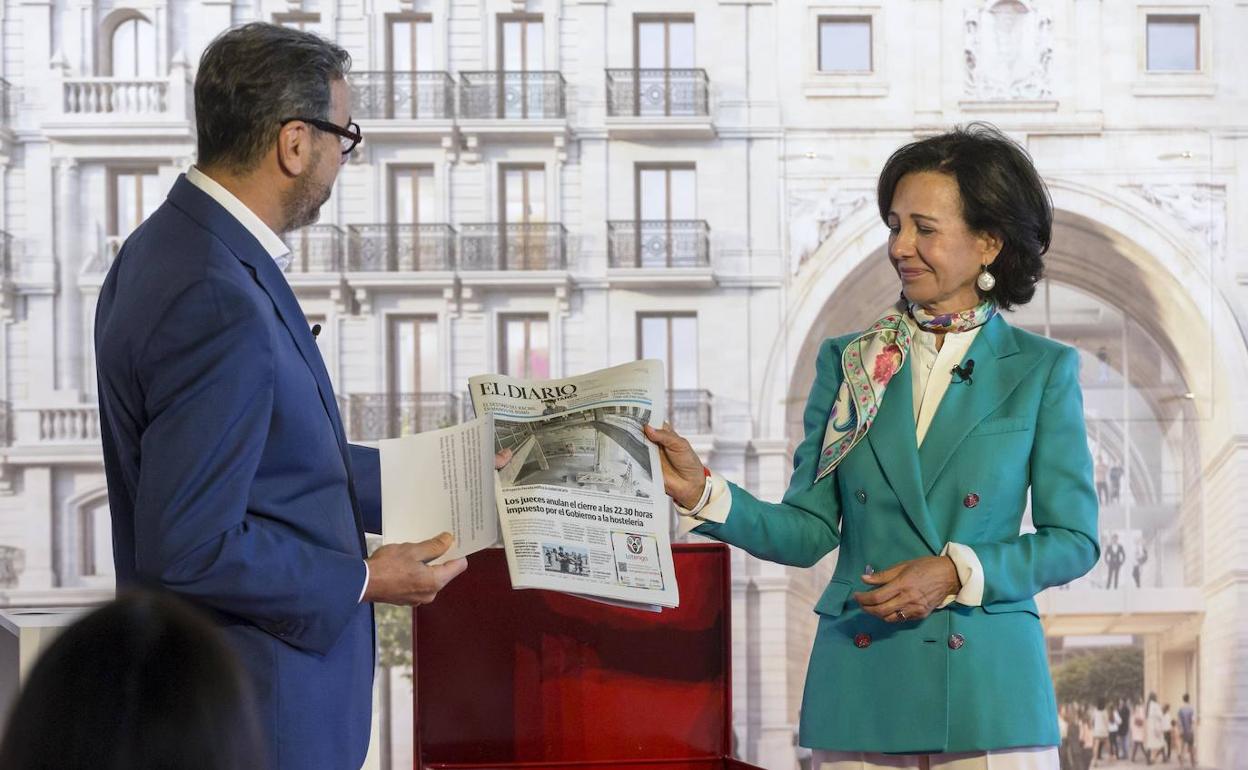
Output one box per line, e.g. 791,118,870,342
194,22,351,173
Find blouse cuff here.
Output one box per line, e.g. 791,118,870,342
938,541,985,608
676,473,732,535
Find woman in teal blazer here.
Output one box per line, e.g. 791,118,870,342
648,124,1098,769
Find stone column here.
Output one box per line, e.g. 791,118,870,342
18,467,54,588
1197,436,1248,769
54,158,82,394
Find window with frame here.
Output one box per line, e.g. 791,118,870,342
635,15,695,70
388,15,435,72
499,15,544,72
1146,14,1200,72
390,166,436,226
499,315,550,379
389,315,441,394
109,14,157,78
109,168,161,237
818,16,872,73
635,165,697,267
273,11,321,31
637,313,698,390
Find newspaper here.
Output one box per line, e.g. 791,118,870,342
378,360,680,610
378,416,497,565
470,360,679,610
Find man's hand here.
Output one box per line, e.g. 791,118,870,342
363,451,512,607
643,422,707,509
852,555,962,623
363,533,466,607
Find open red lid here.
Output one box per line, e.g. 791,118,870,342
413,543,734,766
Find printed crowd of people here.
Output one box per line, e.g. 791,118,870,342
1059,694,1198,769
543,546,588,576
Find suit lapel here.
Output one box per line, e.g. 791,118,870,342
168,177,365,546
917,314,1042,496
866,356,943,555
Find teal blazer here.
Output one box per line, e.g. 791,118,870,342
695,314,1099,754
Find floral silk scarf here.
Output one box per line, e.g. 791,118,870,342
814,300,998,482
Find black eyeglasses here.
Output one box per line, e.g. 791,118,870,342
279,116,362,155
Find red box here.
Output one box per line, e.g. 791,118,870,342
412,543,763,770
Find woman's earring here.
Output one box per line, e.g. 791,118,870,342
976,265,996,292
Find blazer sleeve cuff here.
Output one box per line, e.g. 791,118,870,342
939,541,985,607
676,473,732,536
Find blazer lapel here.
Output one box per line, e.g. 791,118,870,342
916,314,1044,496
168,177,365,545
866,357,944,555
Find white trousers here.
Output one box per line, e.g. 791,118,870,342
812,746,1059,770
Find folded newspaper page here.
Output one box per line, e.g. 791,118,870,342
470,360,680,610
378,416,497,565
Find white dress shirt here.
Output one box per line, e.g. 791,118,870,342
184,167,371,603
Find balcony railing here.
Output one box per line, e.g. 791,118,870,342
668,389,712,435
344,393,462,441
606,69,710,117
351,71,456,120
347,224,456,271
285,225,344,273
459,223,567,270
459,71,566,120
608,220,710,268
11,405,101,444
63,77,169,115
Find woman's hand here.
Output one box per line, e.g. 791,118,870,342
852,555,962,623
643,423,706,509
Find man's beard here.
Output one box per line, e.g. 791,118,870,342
281,147,333,233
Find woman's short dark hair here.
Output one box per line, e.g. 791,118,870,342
876,122,1052,310
0,590,264,770
195,22,351,174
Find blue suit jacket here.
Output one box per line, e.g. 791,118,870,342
695,315,1100,753
95,176,383,770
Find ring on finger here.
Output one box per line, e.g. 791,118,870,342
895,609,907,622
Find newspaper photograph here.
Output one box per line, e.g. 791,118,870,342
470,360,680,609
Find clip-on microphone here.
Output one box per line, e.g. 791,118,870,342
950,358,975,385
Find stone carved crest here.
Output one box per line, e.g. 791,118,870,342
1128,184,1227,258
788,187,872,275
964,0,1054,101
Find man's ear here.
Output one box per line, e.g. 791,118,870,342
275,121,310,177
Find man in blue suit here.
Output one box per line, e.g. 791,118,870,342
95,23,464,769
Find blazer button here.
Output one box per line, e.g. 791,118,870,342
855,489,868,504
948,633,966,650
963,492,980,509
854,633,872,649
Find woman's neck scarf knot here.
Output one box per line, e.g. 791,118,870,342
815,299,998,482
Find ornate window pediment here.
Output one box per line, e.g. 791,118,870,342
964,0,1054,101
